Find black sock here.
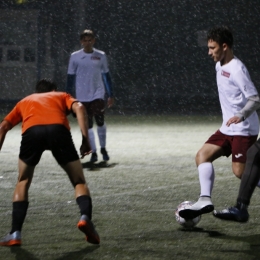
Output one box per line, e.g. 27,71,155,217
235,200,248,210
76,195,92,220
10,201,29,234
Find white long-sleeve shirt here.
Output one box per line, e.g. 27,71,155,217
216,56,259,136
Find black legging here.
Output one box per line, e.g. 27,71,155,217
88,114,104,129
237,140,260,205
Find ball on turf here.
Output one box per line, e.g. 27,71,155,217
175,201,201,228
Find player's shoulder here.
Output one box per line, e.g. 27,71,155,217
70,49,84,57
230,56,246,69
22,93,38,102
230,56,249,74
45,91,77,103
51,91,73,97
215,61,221,71
232,56,244,66
93,48,106,56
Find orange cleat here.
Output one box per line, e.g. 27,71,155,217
77,215,100,244
0,231,21,246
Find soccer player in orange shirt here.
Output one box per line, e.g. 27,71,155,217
0,79,100,246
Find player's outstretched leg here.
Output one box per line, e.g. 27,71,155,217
0,200,29,247
76,193,100,244
213,205,249,222
0,231,21,246
179,196,214,219
63,160,100,244
0,161,32,247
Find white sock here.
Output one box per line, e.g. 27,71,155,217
97,124,107,148
88,128,96,153
198,162,215,197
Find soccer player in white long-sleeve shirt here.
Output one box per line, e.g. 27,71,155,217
179,26,260,220
66,29,114,162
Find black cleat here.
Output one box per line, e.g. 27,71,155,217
213,207,249,222
100,148,110,161
90,152,98,163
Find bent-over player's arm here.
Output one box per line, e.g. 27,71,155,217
0,120,12,150
71,102,92,157
227,95,260,126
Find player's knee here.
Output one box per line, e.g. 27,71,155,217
195,151,200,163
233,169,244,179
96,121,104,127
95,115,104,127
88,119,93,129
195,150,205,165
70,176,86,187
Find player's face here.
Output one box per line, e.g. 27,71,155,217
207,39,226,63
81,36,95,53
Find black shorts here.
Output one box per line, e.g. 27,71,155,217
19,124,79,166
82,99,105,118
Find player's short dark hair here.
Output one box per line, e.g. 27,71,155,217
207,26,233,48
35,79,57,93
80,29,95,40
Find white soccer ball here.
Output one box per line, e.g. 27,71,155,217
175,201,201,228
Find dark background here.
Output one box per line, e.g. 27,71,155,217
1,0,260,115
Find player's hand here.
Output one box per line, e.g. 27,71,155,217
107,97,115,108
80,136,92,158
226,116,243,127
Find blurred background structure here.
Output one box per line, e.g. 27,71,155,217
0,0,260,114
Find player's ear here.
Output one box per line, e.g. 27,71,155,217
222,43,228,51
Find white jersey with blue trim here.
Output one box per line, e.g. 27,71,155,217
216,56,259,136
67,48,109,102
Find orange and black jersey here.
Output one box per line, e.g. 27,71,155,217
4,92,77,134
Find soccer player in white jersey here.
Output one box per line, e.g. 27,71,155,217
179,26,260,220
66,29,114,162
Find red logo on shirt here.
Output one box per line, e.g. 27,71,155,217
221,70,230,78
91,56,101,60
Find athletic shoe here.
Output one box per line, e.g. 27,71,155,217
100,148,110,161
213,207,249,222
179,197,214,219
77,215,100,244
90,152,98,163
0,231,21,246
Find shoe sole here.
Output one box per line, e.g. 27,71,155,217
77,220,100,244
179,205,214,219
0,240,21,246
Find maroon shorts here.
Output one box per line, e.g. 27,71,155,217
205,130,258,163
